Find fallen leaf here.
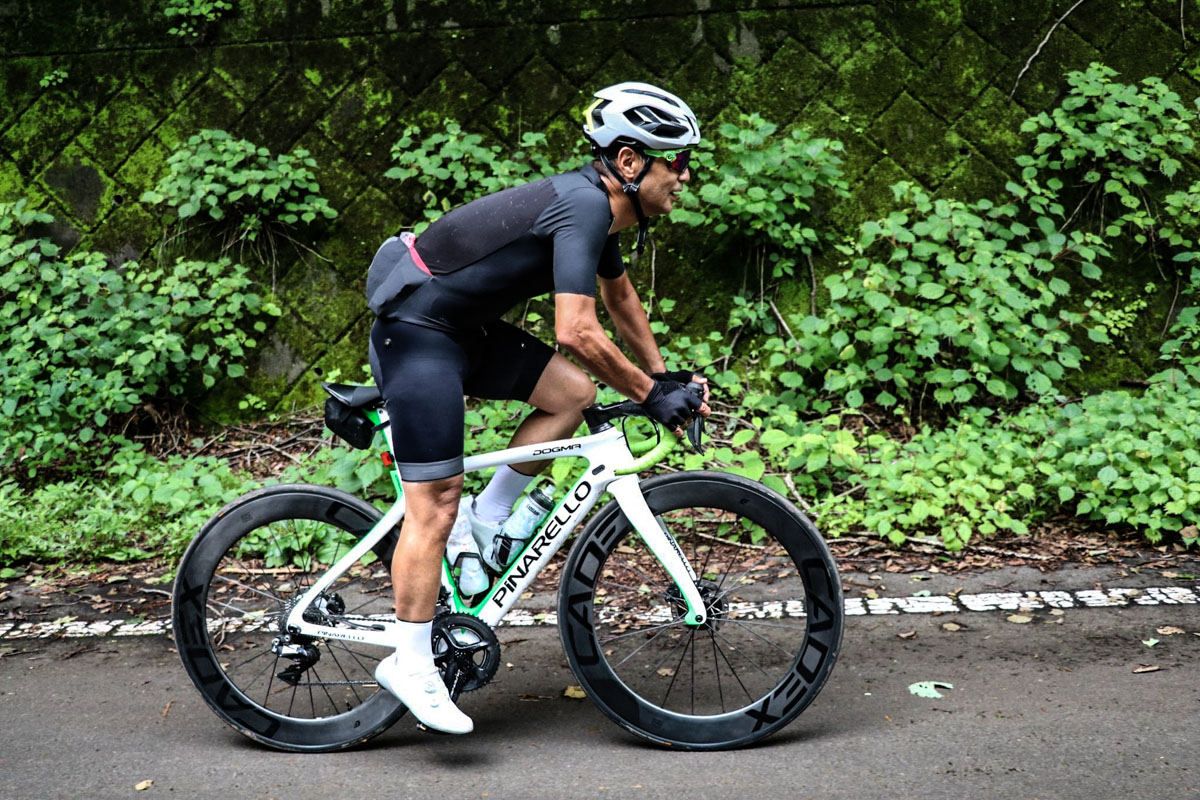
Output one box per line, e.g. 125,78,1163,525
941,622,963,632
1142,639,1159,647
1132,665,1162,674
1006,614,1033,624
1050,609,1065,616
656,667,676,677
563,685,587,699
1156,626,1186,636
51,616,77,625
911,590,931,598
1162,571,1180,579
107,576,129,584
898,631,917,640
908,681,953,699
161,699,173,720
135,779,153,791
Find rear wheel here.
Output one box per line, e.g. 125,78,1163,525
558,472,843,750
172,484,405,752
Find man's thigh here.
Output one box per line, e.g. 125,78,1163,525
371,318,468,481
461,320,556,402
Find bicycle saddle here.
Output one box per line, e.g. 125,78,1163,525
322,382,383,409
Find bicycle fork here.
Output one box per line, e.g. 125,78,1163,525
606,475,707,627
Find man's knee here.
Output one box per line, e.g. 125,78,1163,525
530,357,596,413
567,372,598,410
403,476,464,530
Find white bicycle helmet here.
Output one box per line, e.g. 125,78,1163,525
583,81,701,152
583,82,700,253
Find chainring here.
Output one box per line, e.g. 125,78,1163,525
432,612,501,699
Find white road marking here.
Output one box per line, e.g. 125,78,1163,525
0,585,1196,640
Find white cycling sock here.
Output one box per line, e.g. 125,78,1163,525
389,618,435,674
474,465,535,524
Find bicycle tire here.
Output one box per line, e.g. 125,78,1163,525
172,483,406,752
558,471,843,750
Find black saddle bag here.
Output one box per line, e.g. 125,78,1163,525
324,397,377,450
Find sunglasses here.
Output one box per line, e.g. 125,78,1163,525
643,148,692,174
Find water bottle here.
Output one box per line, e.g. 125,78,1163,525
446,498,488,595
490,484,555,570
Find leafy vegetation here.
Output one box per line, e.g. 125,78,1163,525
141,129,337,246
385,121,575,232
38,68,68,88
4,63,1199,568
0,200,278,474
670,113,850,282
165,0,233,38
794,185,1106,412
0,439,394,566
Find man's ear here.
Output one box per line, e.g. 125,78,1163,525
614,146,645,182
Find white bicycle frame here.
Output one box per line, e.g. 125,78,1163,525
284,410,706,647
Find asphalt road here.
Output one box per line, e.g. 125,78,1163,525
2,565,1198,800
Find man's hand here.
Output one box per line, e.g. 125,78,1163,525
652,370,710,405
642,379,704,431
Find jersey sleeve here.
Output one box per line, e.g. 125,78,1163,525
545,185,617,297
597,234,626,280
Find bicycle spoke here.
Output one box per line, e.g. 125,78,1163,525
598,617,689,644
222,645,275,675
719,617,806,630
709,629,725,714
307,664,344,715
710,628,759,705
608,623,674,669
211,574,287,608
322,647,365,707
709,627,779,680
722,617,802,660
660,630,695,708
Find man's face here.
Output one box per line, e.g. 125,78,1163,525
636,155,691,217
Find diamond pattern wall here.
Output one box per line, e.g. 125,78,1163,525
1,0,1198,411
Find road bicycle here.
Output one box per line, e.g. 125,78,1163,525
171,382,844,751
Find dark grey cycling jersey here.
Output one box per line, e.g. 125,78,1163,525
367,164,625,332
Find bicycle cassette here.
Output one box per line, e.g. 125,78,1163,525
432,612,501,698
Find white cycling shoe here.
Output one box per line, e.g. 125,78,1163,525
375,655,473,735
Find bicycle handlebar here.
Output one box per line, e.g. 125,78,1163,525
588,382,705,475
615,427,678,475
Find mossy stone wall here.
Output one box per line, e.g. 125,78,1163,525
2,1,1199,413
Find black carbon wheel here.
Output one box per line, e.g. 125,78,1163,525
171,484,406,752
558,472,843,750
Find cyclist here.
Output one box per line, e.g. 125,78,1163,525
366,82,710,734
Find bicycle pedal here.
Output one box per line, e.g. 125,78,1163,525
415,723,452,736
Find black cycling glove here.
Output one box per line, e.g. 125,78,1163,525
642,379,703,429
651,370,699,385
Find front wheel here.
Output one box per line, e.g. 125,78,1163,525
558,471,843,750
172,484,405,752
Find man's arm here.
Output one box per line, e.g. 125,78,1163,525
598,272,666,375
555,292,655,401
598,273,710,404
